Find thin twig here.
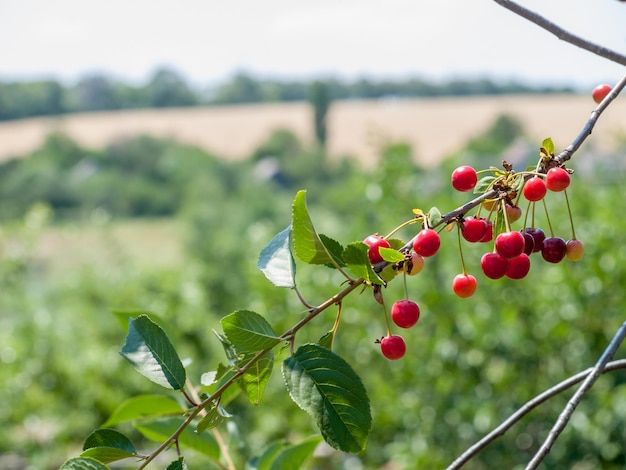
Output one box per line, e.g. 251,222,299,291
526,321,626,469
556,73,626,164
446,358,626,469
493,0,626,67
185,379,233,470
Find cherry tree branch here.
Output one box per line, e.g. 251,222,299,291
447,357,626,469
493,0,626,67
138,278,365,468
137,7,626,465
556,73,626,164
525,321,626,469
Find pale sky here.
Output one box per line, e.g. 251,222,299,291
1,0,626,90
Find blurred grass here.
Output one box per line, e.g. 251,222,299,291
34,216,186,273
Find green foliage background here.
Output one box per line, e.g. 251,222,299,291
1,116,626,469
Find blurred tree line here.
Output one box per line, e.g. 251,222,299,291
0,67,574,121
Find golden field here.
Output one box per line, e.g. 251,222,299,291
1,95,625,167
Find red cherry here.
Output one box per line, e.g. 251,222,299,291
520,230,535,255
452,274,477,298
380,335,406,360
363,234,391,264
412,229,441,257
480,252,509,279
495,231,525,259
546,168,570,192
524,227,545,253
592,84,612,104
461,217,488,243
451,165,478,192
541,237,567,263
479,221,493,243
505,254,531,279
391,299,420,328
523,177,547,202
566,239,584,261
506,204,522,223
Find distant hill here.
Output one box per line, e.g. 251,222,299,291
0,95,624,167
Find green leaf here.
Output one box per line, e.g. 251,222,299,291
221,310,280,353
291,190,335,265
318,331,334,350
258,225,296,288
83,428,136,453
282,344,371,454
512,173,525,194
202,365,241,407
252,441,287,470
474,175,496,193
120,315,186,390
200,371,218,387
111,309,158,329
166,458,188,470
197,403,233,433
343,242,380,284
428,206,442,227
213,330,238,365
237,350,274,405
254,435,323,470
318,234,345,268
80,447,136,465
102,395,184,427
135,417,220,460
388,238,406,250
378,247,405,263
268,435,323,470
80,429,137,465
542,137,555,155
378,264,398,283
59,457,110,470
493,209,506,238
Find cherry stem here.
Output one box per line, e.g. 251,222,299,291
521,199,531,229
181,387,198,407
501,199,512,232
381,296,393,337
402,270,410,300
294,285,315,312
384,216,423,240
324,302,344,351
330,301,343,333
457,224,468,276
563,189,577,239
491,209,501,254
541,198,555,237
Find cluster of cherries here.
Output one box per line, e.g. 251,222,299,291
364,84,613,360
364,156,584,360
